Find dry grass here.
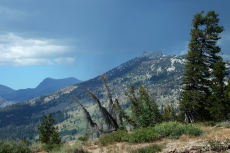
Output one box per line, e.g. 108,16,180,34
82,125,230,153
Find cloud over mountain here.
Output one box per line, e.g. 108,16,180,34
0,33,75,66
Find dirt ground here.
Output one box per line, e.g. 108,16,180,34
82,126,230,153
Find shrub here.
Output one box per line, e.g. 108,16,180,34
127,127,160,143
202,121,217,127
99,130,128,146
184,124,203,136
154,122,203,138
42,143,62,152
98,122,203,145
78,133,89,142
0,140,34,153
131,144,165,153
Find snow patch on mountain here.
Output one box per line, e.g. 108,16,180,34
167,56,186,72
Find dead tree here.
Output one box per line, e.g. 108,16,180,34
86,88,119,131
73,74,122,137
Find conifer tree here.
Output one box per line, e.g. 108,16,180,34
209,58,228,120
38,114,61,144
227,78,230,98
179,11,225,122
125,85,162,128
180,11,210,122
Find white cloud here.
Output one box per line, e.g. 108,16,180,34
0,33,76,66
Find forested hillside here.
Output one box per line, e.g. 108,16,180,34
0,50,229,141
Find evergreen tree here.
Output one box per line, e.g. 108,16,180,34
209,58,228,120
163,105,176,121
38,114,61,144
125,85,162,128
227,78,230,98
179,11,225,122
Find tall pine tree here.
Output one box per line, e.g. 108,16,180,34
179,11,226,122
209,58,228,120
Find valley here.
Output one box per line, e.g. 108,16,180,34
0,51,230,142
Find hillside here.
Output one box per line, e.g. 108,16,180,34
0,77,81,107
0,51,229,141
82,124,230,153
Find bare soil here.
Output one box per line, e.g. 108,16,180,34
82,126,230,153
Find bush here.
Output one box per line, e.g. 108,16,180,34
202,121,217,127
0,140,34,153
131,144,165,153
99,130,128,146
127,127,160,143
98,122,203,145
78,133,89,142
42,143,62,152
184,124,203,137
154,122,203,138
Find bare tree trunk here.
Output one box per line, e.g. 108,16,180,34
86,89,119,131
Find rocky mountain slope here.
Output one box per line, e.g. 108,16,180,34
0,77,81,107
0,51,229,141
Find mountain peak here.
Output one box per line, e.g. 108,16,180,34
36,77,81,90
140,50,163,59
0,77,81,103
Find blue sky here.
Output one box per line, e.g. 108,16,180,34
0,0,230,89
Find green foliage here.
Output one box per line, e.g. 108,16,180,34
179,10,227,122
98,130,128,146
42,143,62,152
127,127,160,143
202,121,217,127
78,133,89,142
125,85,162,128
131,144,165,153
154,122,203,138
38,114,61,145
209,59,229,120
0,140,34,153
162,105,177,121
98,122,203,145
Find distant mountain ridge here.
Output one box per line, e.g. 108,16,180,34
0,51,229,141
0,77,81,104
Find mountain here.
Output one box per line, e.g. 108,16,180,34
0,51,229,141
0,77,81,104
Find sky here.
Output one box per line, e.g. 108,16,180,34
0,0,230,90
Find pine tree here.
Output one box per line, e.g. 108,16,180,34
209,58,228,120
125,85,162,128
180,11,210,122
227,78,230,98
38,114,61,144
179,11,225,122
225,77,230,118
